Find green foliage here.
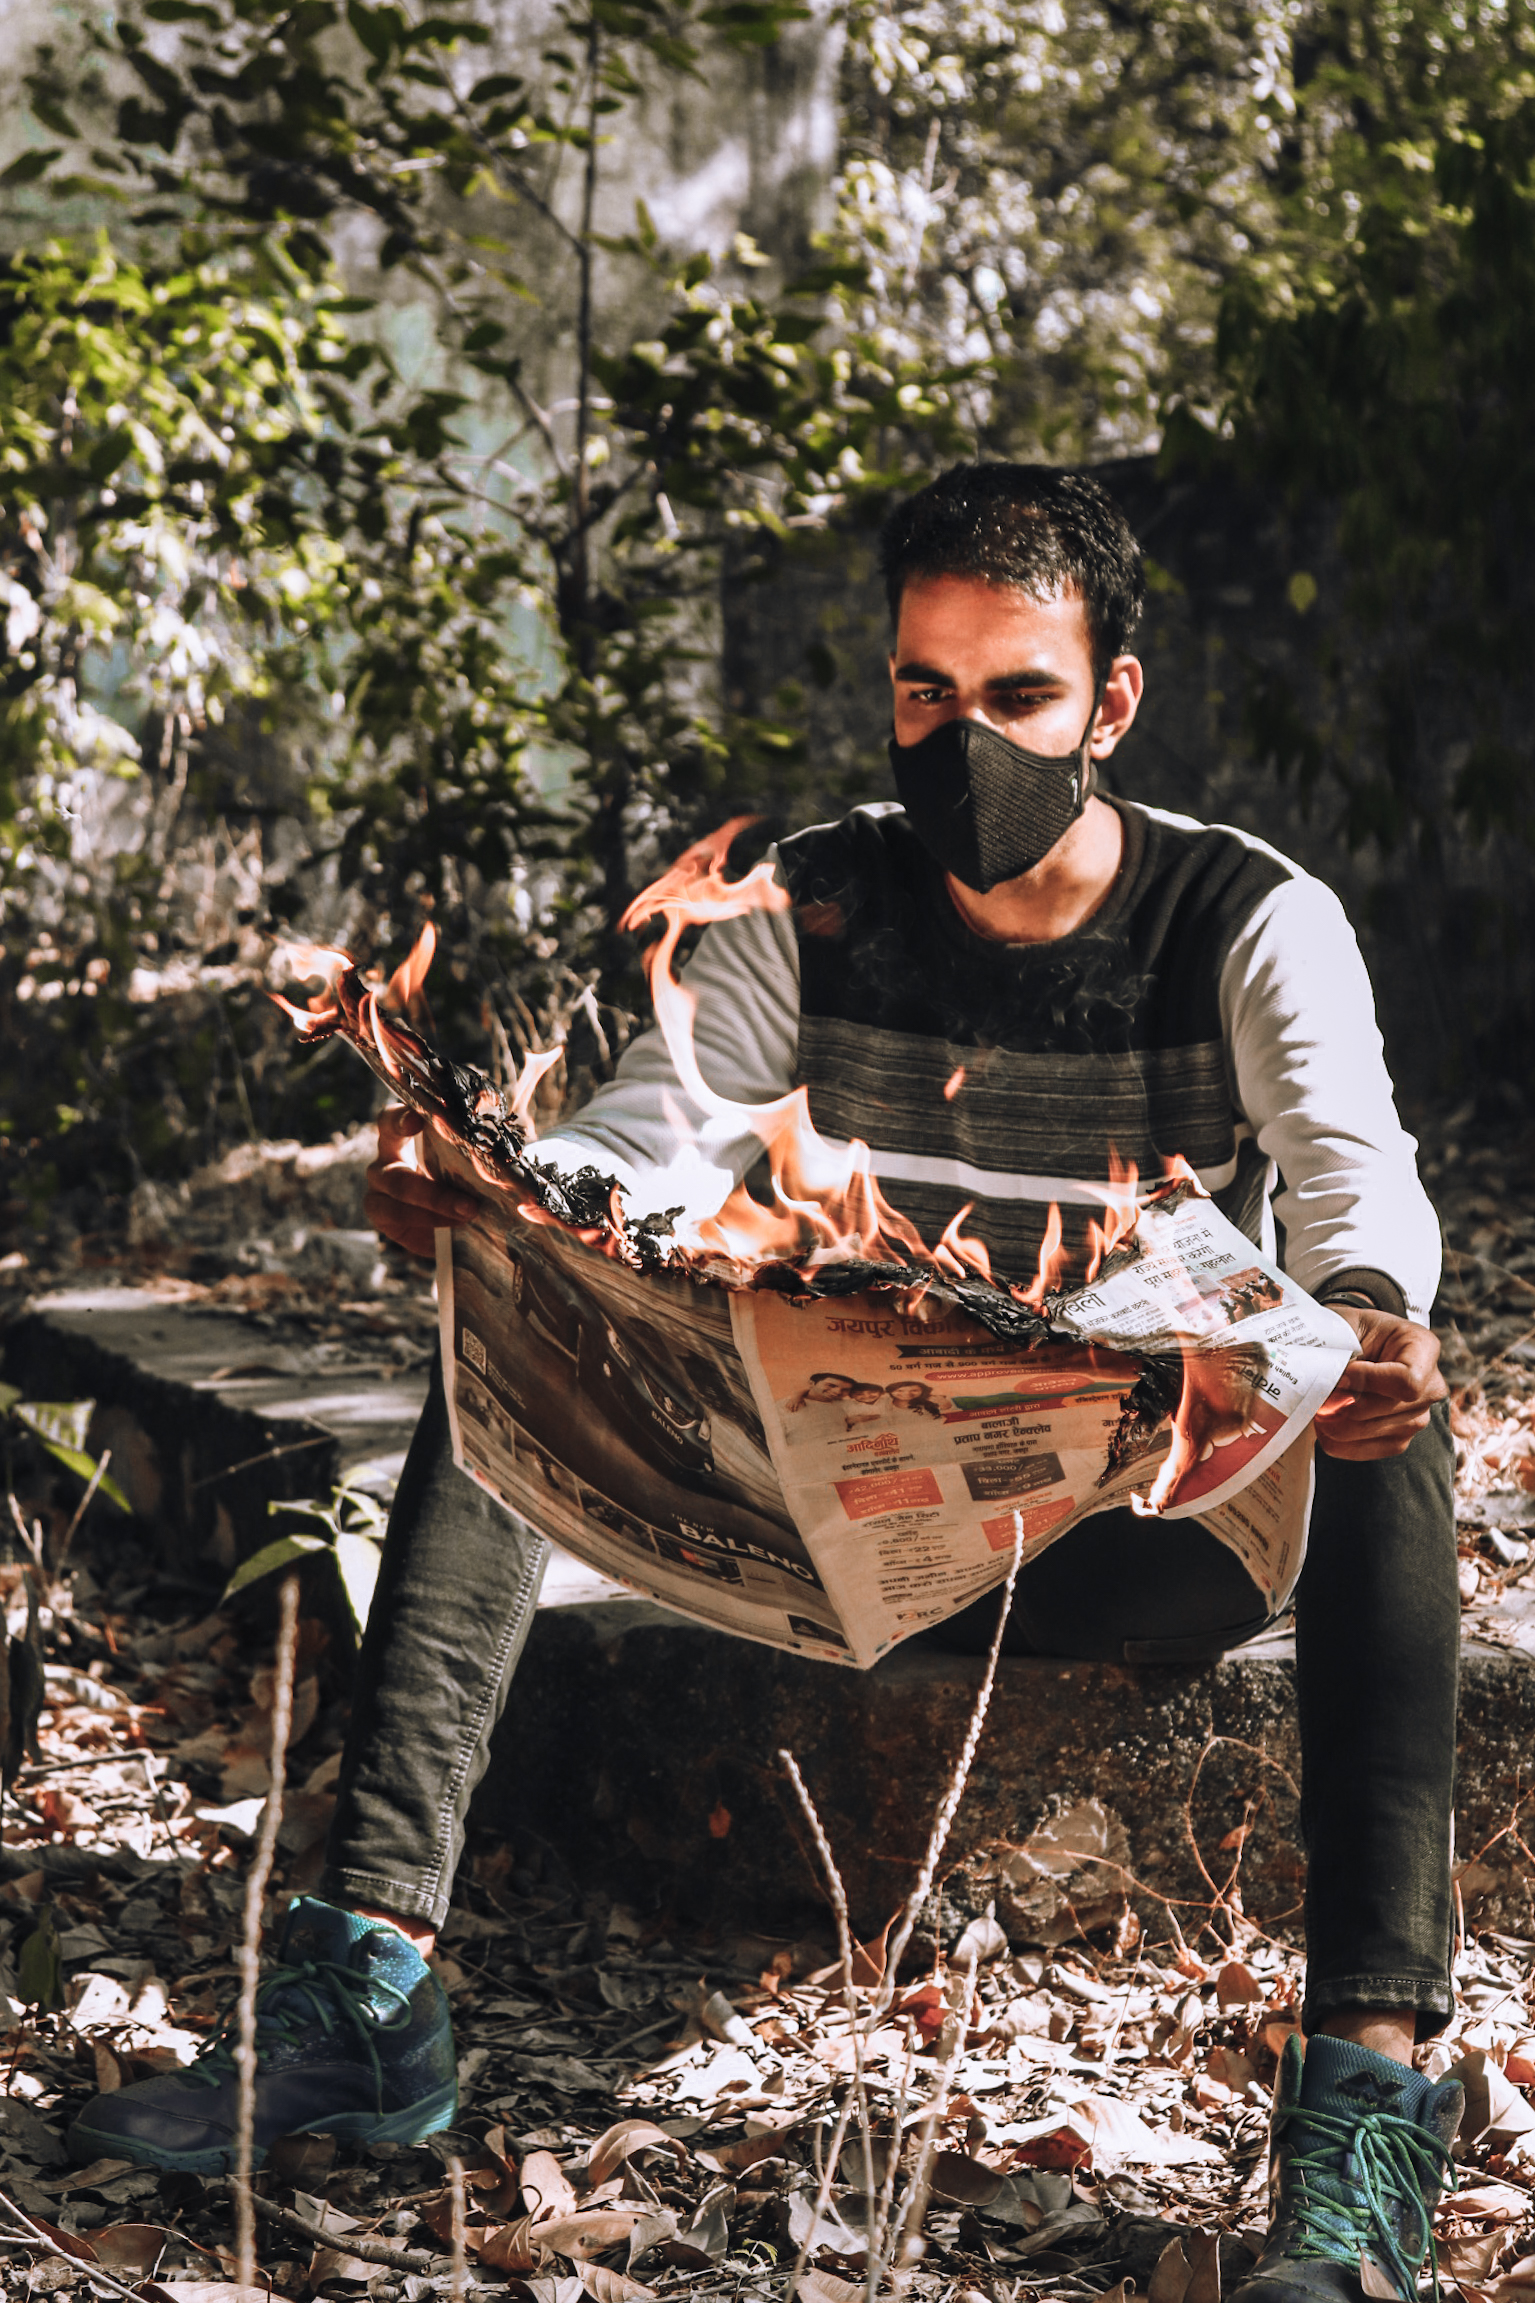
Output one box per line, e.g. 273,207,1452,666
835,0,1295,461
1184,0,1535,1074
15,1907,63,2012
0,1384,129,1511
2,0,983,1216
227,1475,390,1635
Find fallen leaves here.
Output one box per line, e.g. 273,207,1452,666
0,1131,1532,2303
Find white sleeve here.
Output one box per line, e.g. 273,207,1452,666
1220,872,1442,1324
528,866,801,1221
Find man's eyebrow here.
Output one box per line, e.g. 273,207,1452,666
892,660,1066,687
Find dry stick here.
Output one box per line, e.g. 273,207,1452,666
140,1746,187,1865
870,2023,917,2288
0,2186,158,2303
876,1525,1025,2018
864,1523,1024,2287
778,1753,877,2303
233,1572,300,2296
448,2155,469,2303
891,1940,980,2289
1181,1733,1302,1954
780,1752,876,2184
235,2186,441,2273
56,1447,112,1576
1099,1939,1147,2066
6,1494,43,1581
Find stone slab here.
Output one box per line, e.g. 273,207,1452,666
3,1289,634,1615
485,1601,1535,1949
11,1290,1535,1951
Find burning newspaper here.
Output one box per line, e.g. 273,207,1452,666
271,832,1358,1669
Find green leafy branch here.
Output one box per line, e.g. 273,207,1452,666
225,1475,388,1636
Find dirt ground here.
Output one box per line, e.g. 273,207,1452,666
0,1107,1531,2301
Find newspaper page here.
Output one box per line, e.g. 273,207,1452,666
266,927,1357,1666
437,1198,860,1661
728,1187,1353,1665
435,1166,1357,1671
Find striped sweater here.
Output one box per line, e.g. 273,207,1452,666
541,800,1441,1323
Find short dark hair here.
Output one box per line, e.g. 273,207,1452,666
880,463,1146,682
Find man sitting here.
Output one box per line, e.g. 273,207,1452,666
70,464,1462,2303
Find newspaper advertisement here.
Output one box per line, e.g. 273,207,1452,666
435,1159,1358,1671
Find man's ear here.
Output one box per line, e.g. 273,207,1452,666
1090,655,1144,756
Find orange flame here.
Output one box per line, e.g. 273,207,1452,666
269,943,352,1036
1084,1146,1142,1283
1138,1339,1270,1514
385,921,436,1011
934,1204,993,1283
621,820,798,1141
509,1047,563,1135
1009,1201,1068,1309
617,829,1192,1297
621,826,935,1271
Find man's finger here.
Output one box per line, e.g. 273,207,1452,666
1316,1396,1433,1450
376,1103,427,1159
1318,1384,1435,1424
1318,1426,1430,1461
1318,1407,1433,1446
370,1167,479,1223
362,1194,442,1262
1329,1358,1425,1401
1317,1390,1434,1431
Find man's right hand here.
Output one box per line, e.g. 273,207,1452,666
363,1105,480,1262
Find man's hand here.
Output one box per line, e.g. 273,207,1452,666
1314,1304,1447,1461
363,1105,479,1263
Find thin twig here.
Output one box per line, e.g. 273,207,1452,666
233,2185,442,2273
1099,1939,1147,2064
141,1747,186,1865
448,2154,468,2303
57,1447,112,1574
780,1752,875,2181
1453,1318,1535,1402
871,2022,916,2287
892,1941,980,2286
0,2187,154,2303
877,1525,1025,2014
16,1748,139,1781
7,1495,43,1581
785,2083,864,2303
866,1522,1024,2281
190,1434,332,1489
233,1572,300,2294
777,1752,875,2302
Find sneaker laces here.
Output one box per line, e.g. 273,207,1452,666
1278,2099,1457,2300
186,1957,414,2109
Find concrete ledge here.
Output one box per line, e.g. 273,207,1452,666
13,1290,1535,1950
483,1601,1535,1948
5,1289,427,1585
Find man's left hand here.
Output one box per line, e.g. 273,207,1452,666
1315,1305,1447,1460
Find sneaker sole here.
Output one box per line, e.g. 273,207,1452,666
67,2082,460,2177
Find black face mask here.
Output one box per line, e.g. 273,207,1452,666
888,711,1098,893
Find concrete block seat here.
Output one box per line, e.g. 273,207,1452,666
11,1289,1535,1949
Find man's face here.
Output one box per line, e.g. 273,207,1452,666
890,574,1134,757
806,1376,851,1401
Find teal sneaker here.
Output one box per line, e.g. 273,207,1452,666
1230,2034,1462,2303
67,1897,458,2175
